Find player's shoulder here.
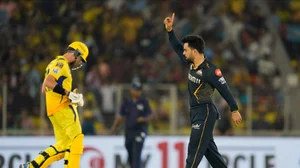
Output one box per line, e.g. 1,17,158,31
203,60,223,77
205,60,218,69
56,56,68,63
201,60,217,72
51,56,67,69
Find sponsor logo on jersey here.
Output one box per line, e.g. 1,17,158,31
188,74,201,84
52,68,60,74
218,77,226,84
215,69,222,76
192,123,201,129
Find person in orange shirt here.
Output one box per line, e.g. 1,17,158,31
20,41,89,168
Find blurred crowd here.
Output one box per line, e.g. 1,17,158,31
268,0,300,82
0,0,291,135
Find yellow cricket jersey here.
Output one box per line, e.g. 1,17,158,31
44,56,72,116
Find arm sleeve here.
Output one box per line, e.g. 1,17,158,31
206,69,238,112
167,30,187,64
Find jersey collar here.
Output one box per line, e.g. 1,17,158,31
193,58,207,70
56,56,68,62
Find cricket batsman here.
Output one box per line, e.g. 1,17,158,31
20,41,89,168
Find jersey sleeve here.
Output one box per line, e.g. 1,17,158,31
167,30,187,64
205,68,238,112
119,101,127,117
143,99,152,117
48,60,68,80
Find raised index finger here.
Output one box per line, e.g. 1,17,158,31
171,13,175,22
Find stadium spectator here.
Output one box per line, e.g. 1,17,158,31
0,0,287,135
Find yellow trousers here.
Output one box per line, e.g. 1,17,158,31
31,105,83,168
50,104,82,151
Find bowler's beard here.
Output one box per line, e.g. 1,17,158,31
186,54,195,63
186,60,193,64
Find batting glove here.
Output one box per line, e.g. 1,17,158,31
68,92,83,104
77,94,84,107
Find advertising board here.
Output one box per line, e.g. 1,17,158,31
1,136,299,168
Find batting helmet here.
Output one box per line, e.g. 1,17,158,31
67,41,89,63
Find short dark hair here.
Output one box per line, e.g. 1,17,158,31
181,35,205,53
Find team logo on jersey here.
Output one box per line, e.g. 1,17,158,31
52,68,60,74
215,69,222,76
218,77,226,84
56,62,64,68
137,104,144,111
196,69,203,76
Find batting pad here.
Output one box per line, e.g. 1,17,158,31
40,152,64,168
67,134,84,168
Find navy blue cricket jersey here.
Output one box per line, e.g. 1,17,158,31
168,30,238,112
120,97,152,133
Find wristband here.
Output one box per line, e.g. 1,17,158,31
53,84,66,95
